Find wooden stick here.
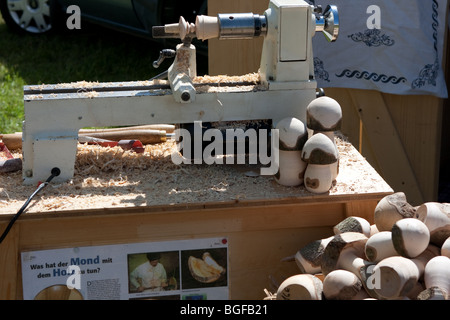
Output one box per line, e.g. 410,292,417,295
1,125,175,150
78,124,175,134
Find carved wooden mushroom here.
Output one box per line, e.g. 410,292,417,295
301,133,338,194
391,218,430,258
306,96,342,181
372,256,420,299
306,96,343,137
373,192,417,232
364,231,398,263
292,236,334,274
274,117,308,187
372,245,439,300
411,245,440,279
416,202,450,246
421,256,450,300
333,216,371,237
321,232,372,279
322,269,363,300
276,274,323,300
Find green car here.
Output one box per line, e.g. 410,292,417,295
0,0,206,41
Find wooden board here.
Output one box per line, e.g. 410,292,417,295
326,88,443,206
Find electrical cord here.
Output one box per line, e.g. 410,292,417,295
0,167,61,244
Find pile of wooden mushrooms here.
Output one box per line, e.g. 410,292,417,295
274,96,342,194
265,192,450,300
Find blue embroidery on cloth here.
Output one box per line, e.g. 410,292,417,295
313,58,330,82
348,29,395,47
412,0,440,89
336,70,407,84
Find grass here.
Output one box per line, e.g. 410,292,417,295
0,15,207,134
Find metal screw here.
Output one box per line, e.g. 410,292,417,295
181,92,191,102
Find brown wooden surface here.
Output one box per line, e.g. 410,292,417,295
0,196,382,300
0,140,390,299
326,89,443,206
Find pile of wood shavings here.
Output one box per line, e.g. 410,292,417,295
193,73,261,84
0,136,392,215
53,80,100,89
194,73,266,93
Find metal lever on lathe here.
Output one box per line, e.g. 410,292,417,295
152,49,176,68
315,5,339,41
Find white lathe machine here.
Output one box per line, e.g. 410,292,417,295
21,0,339,184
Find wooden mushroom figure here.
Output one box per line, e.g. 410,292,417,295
391,218,430,258
373,192,417,232
333,216,371,237
364,231,397,263
301,133,338,194
276,274,323,300
274,117,308,187
372,256,420,300
291,236,334,274
419,256,450,300
416,202,450,246
321,232,372,279
322,269,363,300
306,96,343,137
306,96,342,181
372,245,439,300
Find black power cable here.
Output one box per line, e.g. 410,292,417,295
0,167,61,244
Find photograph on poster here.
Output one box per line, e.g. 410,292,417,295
181,248,228,290
127,251,179,294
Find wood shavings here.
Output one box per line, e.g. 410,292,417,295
195,85,266,93
193,73,266,93
136,79,168,86
193,73,261,84
26,95,44,100
55,80,100,89
0,135,392,215
78,91,99,99
171,46,191,74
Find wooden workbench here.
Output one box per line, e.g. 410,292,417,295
0,137,392,300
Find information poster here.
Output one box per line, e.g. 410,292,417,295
21,237,228,300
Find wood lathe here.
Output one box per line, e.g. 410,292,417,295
21,0,339,184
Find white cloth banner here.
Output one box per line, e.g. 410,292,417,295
312,0,448,98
